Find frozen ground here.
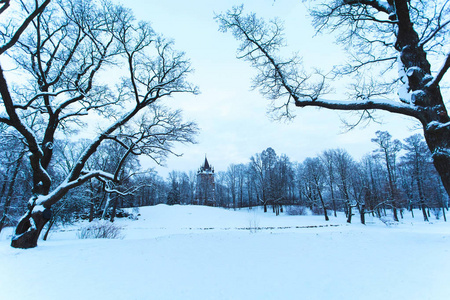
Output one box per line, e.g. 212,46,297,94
1,205,449,300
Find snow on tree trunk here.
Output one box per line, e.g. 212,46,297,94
346,203,352,224
11,206,51,249
359,204,366,225
102,195,112,220
424,125,450,199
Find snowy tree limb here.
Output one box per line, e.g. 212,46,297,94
294,97,423,121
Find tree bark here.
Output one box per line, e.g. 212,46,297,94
421,201,428,221
11,208,51,249
346,202,352,223
392,207,399,222
423,126,450,199
359,204,366,225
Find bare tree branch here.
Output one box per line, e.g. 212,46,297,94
0,0,51,55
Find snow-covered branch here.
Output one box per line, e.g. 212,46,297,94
295,97,422,120
343,0,392,14
35,170,115,208
104,183,147,197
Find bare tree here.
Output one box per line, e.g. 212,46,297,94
360,154,386,218
226,164,238,209
0,0,197,248
348,161,368,224
250,150,270,212
167,171,181,206
250,147,283,213
277,154,295,206
372,130,403,221
216,1,450,199
334,149,355,223
402,134,431,221
302,157,329,221
235,164,247,208
132,170,166,207
320,150,338,217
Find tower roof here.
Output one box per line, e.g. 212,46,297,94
199,156,214,173
203,157,210,170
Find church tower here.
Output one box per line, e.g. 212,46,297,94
195,156,215,206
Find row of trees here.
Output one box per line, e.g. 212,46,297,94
164,131,447,224
2,128,446,241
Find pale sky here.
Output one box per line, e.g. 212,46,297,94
122,0,422,178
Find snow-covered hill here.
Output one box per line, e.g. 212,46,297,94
1,205,449,300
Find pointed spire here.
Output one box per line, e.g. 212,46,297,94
199,155,213,173
203,155,210,170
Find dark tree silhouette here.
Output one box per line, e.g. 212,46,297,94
217,1,450,199
0,0,197,248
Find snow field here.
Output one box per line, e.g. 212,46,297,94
1,205,449,300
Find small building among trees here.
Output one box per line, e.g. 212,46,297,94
195,157,215,206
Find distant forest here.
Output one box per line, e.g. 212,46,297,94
1,129,447,233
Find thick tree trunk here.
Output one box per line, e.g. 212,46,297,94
346,202,352,223
395,6,450,201
392,207,399,222
359,204,366,225
11,207,52,249
424,126,450,200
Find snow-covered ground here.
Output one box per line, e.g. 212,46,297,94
1,205,449,300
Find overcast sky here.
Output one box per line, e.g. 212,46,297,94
121,0,422,178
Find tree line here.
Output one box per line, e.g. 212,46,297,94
2,129,446,237
165,130,448,224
